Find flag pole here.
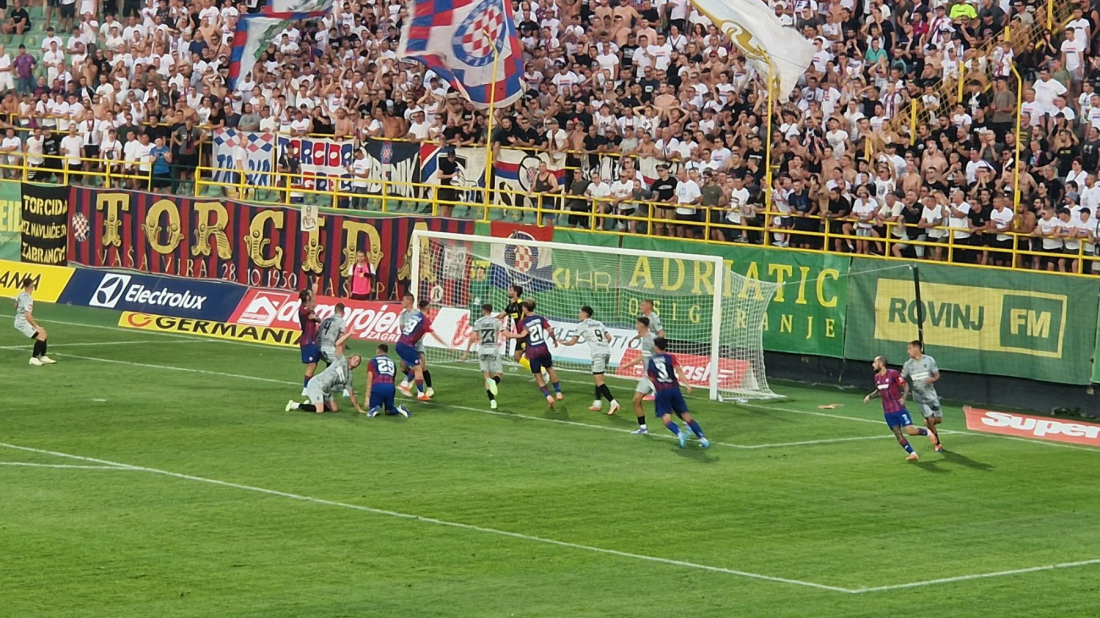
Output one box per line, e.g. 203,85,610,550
482,29,500,216
764,64,775,214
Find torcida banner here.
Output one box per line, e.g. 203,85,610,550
66,187,473,299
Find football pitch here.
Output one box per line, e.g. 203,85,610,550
3,303,1100,618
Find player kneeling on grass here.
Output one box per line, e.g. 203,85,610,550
14,277,55,366
648,337,708,449
560,305,620,415
461,303,504,410
364,344,410,418
504,300,563,409
863,355,941,461
286,354,364,414
901,340,944,452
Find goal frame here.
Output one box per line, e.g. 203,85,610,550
410,229,726,401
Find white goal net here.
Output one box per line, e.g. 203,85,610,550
410,230,781,401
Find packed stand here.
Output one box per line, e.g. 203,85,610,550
0,0,1097,273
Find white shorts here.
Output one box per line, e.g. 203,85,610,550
305,382,333,406
635,378,654,394
479,353,503,375
15,322,36,338
856,227,873,237
591,351,611,374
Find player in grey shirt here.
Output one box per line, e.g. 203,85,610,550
617,316,657,434
398,299,436,396
318,303,350,365
901,340,944,451
286,354,364,414
13,277,54,366
560,305,620,415
640,299,665,337
462,303,504,409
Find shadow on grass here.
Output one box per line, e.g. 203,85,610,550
941,450,995,471
912,460,949,474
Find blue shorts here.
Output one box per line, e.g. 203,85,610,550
528,353,553,374
395,343,421,368
884,409,914,429
369,385,396,411
654,389,688,418
300,343,320,364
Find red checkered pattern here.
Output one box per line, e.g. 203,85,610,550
512,246,532,272
458,6,504,59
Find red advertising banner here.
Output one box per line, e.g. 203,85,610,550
963,406,1100,447
229,288,406,342
613,349,751,390
67,188,473,298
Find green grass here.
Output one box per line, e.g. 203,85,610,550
2,303,1100,618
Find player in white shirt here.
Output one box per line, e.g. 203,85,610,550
461,303,505,410
560,306,620,415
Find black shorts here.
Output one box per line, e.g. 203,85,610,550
47,0,59,6
350,292,371,301
828,220,846,235
674,212,699,223
59,2,75,17
152,173,172,189
179,153,198,169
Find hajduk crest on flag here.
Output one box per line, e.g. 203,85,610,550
397,0,526,109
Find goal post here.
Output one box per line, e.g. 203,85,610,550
409,229,781,401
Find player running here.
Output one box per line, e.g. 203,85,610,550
398,299,437,397
504,299,563,408
560,305,620,415
364,344,411,418
648,337,708,448
863,355,941,461
297,286,321,395
14,277,54,366
497,285,532,371
395,294,446,401
285,354,364,414
901,340,944,451
618,316,657,434
461,303,505,409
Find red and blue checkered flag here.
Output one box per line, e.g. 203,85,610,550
397,0,525,109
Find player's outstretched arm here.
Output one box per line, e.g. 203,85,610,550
560,335,579,347
674,364,692,393
504,327,529,340
430,330,447,346
862,390,881,404
460,333,476,361
349,386,364,414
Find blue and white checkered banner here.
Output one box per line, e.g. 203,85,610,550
211,129,276,188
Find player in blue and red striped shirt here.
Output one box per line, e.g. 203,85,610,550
297,286,321,395
365,344,410,418
864,355,941,460
504,300,564,409
395,294,446,401
647,337,709,449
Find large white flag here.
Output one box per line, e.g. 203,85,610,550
691,0,814,97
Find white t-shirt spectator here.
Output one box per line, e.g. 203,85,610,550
1034,77,1068,113
1037,215,1063,250
948,201,971,239
674,179,701,215
989,207,1015,242
60,134,84,165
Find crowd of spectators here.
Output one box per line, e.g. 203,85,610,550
0,0,1098,272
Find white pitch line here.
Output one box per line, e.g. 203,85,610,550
0,440,854,594
39,350,892,451
0,339,210,351
852,558,1100,593
0,461,130,470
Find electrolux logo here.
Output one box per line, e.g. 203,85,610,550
90,273,131,308
88,273,208,311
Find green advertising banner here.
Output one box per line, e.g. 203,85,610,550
552,228,620,248
620,238,850,357
0,180,20,261
845,258,1100,384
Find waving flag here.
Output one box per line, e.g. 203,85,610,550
228,0,334,91
690,0,814,97
398,0,525,109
